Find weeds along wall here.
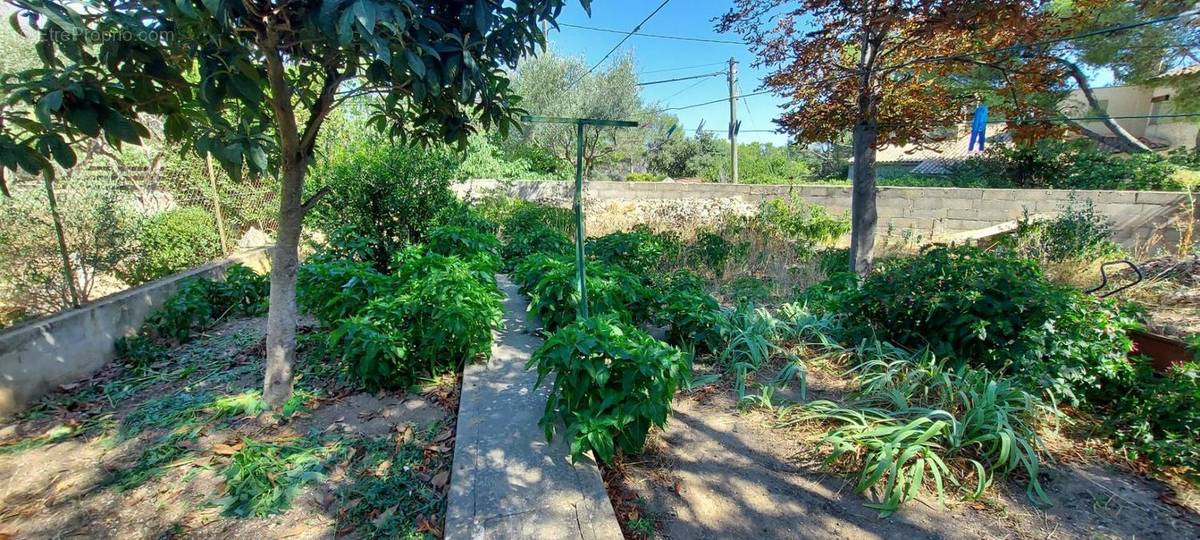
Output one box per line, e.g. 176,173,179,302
0,248,272,416
455,179,1199,254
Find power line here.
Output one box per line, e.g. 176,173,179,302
561,22,745,45
664,8,1200,111
663,76,716,102
637,71,725,87
569,0,673,87
639,61,728,75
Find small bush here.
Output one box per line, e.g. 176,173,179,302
115,335,169,372
723,275,773,305
1096,360,1200,481
655,271,722,353
625,172,663,182
587,226,680,275
1000,198,1121,264
529,314,688,464
525,260,653,333
308,142,458,271
687,229,735,275
297,260,395,327
426,225,502,272
511,253,574,295
837,246,1137,404
329,253,501,390
129,208,222,284
751,196,850,250
500,201,574,239
215,265,269,316
145,277,222,341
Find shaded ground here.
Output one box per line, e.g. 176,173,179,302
615,365,1200,540
0,316,458,539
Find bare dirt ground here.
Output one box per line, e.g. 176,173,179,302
0,317,458,539
615,366,1200,540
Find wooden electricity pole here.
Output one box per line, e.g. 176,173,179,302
728,57,739,184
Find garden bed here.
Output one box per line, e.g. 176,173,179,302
0,315,460,538
609,365,1200,539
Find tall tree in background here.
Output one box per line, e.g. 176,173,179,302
720,0,1040,274
511,50,650,175
1,0,578,407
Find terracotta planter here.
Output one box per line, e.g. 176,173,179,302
1129,330,1194,372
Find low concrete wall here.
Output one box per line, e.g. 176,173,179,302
0,248,273,416
455,179,1198,251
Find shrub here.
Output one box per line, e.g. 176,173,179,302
432,198,500,235
687,229,734,275
751,196,850,249
723,275,773,305
1000,198,1121,264
308,142,458,271
1096,360,1200,481
512,253,573,294
115,335,169,372
297,260,395,327
145,277,222,341
625,172,663,182
529,314,688,464
129,208,221,284
215,265,269,316
499,200,574,240
140,264,270,342
501,225,572,271
329,253,501,389
391,252,502,369
525,260,653,333
838,246,1137,404
426,225,502,272
587,226,679,275
655,271,722,353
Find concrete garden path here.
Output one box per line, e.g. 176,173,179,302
444,275,623,540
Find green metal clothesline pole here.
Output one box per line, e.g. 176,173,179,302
522,115,639,320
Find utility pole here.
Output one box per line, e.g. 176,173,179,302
728,57,739,184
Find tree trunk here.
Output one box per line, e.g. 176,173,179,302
1050,55,1152,154
849,121,879,276
262,160,305,408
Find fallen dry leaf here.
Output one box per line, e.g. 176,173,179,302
432,429,453,443
374,459,392,477
58,383,80,392
432,470,449,489
371,505,398,528
211,442,243,456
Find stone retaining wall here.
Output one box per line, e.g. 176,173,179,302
455,179,1197,251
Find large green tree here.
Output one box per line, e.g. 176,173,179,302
0,0,580,407
510,50,648,175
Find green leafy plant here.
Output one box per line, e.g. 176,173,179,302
524,260,653,333
127,208,222,284
723,275,773,305
751,196,850,251
114,335,169,372
215,264,269,316
307,142,459,272
499,200,575,240
144,277,222,342
297,260,395,327
687,230,734,276
587,226,680,275
655,272,723,354
716,303,779,396
838,245,1136,404
426,225,502,273
1095,359,1200,482
329,252,501,389
781,349,1049,517
501,226,573,271
529,315,688,464
1000,198,1122,264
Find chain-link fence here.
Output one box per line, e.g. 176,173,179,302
0,164,276,327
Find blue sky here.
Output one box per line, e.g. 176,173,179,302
546,0,793,145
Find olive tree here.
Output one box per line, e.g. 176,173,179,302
0,0,582,407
